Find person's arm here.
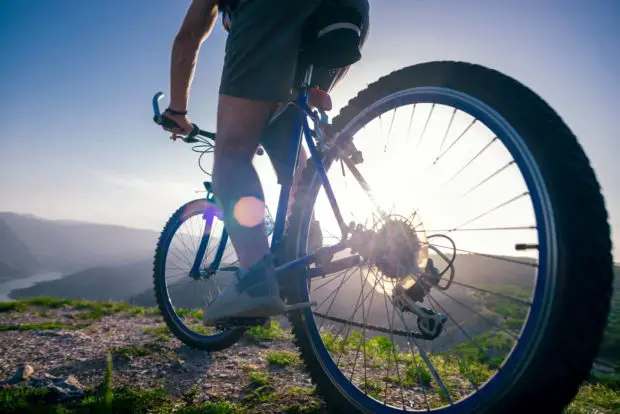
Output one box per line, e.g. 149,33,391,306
169,0,219,112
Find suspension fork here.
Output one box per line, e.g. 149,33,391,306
190,205,219,279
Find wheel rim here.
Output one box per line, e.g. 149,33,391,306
159,201,242,342
295,86,557,412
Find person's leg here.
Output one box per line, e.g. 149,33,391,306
260,0,370,249
204,0,322,324
213,96,277,269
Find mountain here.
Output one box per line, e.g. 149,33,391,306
0,218,40,280
0,262,24,282
0,212,159,274
9,259,153,302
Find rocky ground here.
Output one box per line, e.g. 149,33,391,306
0,300,323,413
0,298,618,413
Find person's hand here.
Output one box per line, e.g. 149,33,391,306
161,109,193,141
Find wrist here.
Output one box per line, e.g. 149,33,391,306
166,107,188,116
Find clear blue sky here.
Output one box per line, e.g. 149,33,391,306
1,0,619,258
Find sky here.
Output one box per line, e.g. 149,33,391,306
1,0,619,258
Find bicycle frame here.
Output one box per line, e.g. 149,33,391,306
193,66,355,280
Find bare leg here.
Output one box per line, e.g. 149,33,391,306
213,95,278,269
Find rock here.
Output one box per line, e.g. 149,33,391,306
9,372,85,403
8,364,34,383
65,375,82,388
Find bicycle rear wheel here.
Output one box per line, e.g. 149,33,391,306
284,61,613,413
154,198,245,351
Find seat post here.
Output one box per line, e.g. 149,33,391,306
301,64,314,88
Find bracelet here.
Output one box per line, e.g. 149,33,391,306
165,107,188,116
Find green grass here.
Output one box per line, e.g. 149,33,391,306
280,401,323,414
176,401,243,414
0,297,159,320
247,371,272,388
0,321,74,331
143,325,173,341
112,344,158,359
245,320,289,341
266,351,298,367
566,383,620,413
359,380,383,399
286,387,316,397
175,307,203,321
0,302,27,313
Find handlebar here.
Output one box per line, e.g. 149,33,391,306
151,92,264,155
152,92,216,143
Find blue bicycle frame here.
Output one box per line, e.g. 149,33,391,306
189,65,356,281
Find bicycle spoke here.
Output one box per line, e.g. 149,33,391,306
370,270,432,410
426,294,485,390
435,108,457,161
425,242,537,267
384,108,397,152
444,136,498,184
311,266,354,293
451,161,516,204
415,103,434,152
425,225,536,232
382,282,406,408
168,245,193,268
434,118,477,164
453,191,529,230
447,281,532,306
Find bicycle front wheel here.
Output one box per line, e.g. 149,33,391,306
284,62,613,413
154,198,245,351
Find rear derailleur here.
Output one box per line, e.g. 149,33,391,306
393,259,448,340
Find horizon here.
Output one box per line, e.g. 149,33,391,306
2,0,619,259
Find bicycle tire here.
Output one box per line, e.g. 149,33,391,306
154,198,245,351
283,61,613,413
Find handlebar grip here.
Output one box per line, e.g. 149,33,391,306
159,114,181,130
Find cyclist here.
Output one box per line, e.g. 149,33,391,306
159,0,370,323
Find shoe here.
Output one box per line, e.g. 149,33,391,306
203,254,285,325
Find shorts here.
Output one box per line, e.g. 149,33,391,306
219,0,370,100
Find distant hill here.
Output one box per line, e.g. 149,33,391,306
0,262,25,282
9,259,153,302
0,219,40,280
0,212,159,274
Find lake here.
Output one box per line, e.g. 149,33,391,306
0,272,65,302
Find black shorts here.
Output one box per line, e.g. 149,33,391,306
219,0,370,100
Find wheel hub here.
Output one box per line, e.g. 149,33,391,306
349,214,428,295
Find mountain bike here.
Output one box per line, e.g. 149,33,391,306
150,59,613,413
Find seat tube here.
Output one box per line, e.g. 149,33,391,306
270,86,311,251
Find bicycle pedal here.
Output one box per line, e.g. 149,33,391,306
284,301,316,312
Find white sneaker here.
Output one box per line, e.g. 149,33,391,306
203,255,285,325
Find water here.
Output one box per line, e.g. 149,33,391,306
0,272,65,302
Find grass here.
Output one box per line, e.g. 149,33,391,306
247,371,272,388
566,383,620,413
245,320,289,341
0,321,78,331
0,297,159,320
359,380,382,399
143,325,173,341
112,344,157,359
266,351,298,367
280,401,323,414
